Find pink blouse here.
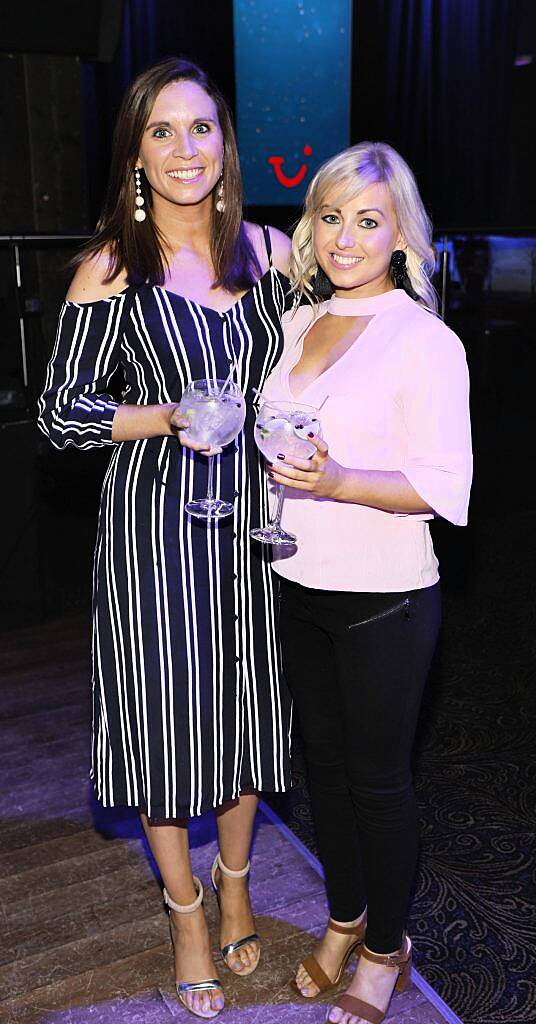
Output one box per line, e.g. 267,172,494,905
263,288,472,593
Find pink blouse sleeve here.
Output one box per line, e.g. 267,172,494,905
400,321,473,526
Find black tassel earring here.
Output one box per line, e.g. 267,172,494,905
390,249,408,286
390,249,420,301
312,265,334,300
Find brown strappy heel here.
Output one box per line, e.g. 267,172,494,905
294,916,367,998
332,934,412,1023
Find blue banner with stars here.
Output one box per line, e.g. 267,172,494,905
234,0,352,205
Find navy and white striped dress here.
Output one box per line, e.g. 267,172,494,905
38,236,292,818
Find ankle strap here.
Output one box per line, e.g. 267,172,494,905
361,934,411,967
212,852,250,879
328,919,366,937
163,876,203,913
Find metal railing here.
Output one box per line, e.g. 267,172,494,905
2,229,535,413
1,234,89,395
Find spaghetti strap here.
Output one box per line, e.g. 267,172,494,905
262,225,273,266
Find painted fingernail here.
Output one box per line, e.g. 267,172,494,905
307,432,314,438
277,453,285,460
266,462,273,468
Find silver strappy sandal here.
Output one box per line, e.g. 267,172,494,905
164,877,224,1019
210,853,261,976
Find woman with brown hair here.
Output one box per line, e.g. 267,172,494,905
38,57,292,1019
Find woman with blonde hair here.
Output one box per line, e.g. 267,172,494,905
261,141,472,1024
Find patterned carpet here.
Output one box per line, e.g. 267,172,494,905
267,509,536,1024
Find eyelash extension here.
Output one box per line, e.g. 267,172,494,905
152,124,210,138
321,216,378,228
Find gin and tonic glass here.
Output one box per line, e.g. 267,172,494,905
178,378,246,519
250,398,321,545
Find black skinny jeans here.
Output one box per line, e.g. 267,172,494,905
279,576,441,953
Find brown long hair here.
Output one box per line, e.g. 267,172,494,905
75,57,261,291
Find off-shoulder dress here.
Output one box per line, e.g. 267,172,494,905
38,233,292,818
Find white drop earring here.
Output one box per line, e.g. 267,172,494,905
134,167,146,222
215,175,225,213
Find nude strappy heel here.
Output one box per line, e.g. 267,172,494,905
210,853,261,976
332,934,412,1023
163,877,224,1019
294,916,367,998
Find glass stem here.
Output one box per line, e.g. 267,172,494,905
206,456,215,503
271,484,285,528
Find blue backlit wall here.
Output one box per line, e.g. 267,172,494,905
234,0,352,206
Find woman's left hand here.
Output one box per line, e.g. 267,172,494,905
266,435,346,499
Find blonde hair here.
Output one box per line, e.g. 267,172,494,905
290,141,437,311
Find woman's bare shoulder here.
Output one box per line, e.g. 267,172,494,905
66,250,129,303
244,221,291,276
266,225,291,275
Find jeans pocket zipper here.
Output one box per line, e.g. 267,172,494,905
348,597,410,629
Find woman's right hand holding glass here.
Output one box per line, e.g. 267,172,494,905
112,403,222,449
167,403,223,456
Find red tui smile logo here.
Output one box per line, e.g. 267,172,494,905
268,145,313,188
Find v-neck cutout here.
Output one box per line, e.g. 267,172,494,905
287,308,376,400
153,266,276,317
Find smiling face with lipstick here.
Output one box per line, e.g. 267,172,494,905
137,79,224,213
313,181,404,299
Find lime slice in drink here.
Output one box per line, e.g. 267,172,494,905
257,416,289,440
